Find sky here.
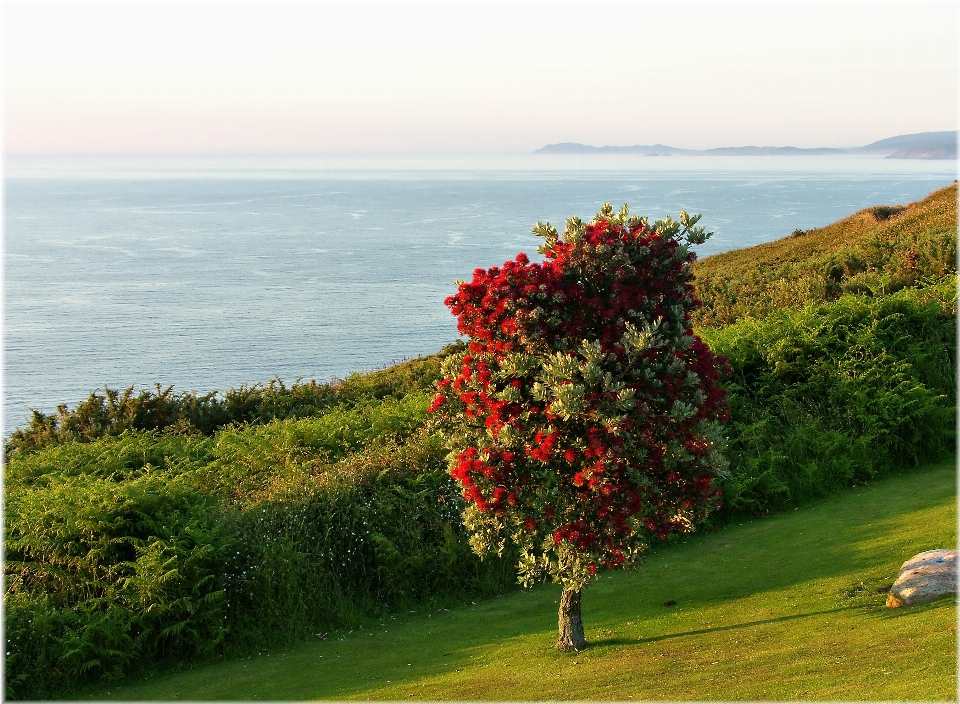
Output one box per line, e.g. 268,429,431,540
2,0,957,155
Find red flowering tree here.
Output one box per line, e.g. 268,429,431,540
430,203,729,650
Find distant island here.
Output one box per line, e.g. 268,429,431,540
535,131,957,160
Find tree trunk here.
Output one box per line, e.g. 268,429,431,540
557,587,587,651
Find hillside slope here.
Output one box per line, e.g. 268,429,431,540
692,183,957,327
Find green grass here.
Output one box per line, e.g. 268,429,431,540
691,183,957,327
86,458,956,701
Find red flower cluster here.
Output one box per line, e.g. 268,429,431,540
527,431,559,462
433,211,729,575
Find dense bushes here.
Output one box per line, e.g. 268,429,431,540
4,404,514,699
219,435,515,657
4,434,225,697
4,343,461,460
702,278,956,516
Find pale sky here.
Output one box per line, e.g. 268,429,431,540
3,0,957,154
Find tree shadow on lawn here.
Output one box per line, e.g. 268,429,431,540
592,604,864,648
432,466,956,655
328,600,956,701
589,597,954,650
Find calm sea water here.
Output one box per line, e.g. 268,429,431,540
4,154,956,435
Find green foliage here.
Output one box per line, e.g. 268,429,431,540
5,447,230,697
4,397,513,700
692,184,957,327
685,184,957,518
700,279,956,516
219,435,515,658
5,344,463,460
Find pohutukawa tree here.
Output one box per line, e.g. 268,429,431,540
429,203,730,651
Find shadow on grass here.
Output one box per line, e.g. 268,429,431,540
591,596,956,650
591,604,864,648
870,595,956,620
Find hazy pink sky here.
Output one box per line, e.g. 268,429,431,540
3,0,957,154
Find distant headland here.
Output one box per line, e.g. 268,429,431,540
535,131,957,160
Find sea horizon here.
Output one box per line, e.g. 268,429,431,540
6,151,958,180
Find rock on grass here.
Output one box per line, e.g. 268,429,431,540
886,549,957,607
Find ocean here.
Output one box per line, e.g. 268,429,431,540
4,154,956,435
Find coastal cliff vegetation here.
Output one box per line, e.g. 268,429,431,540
4,184,956,699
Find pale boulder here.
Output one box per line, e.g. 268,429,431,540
886,549,957,608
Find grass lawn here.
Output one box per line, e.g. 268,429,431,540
88,458,956,701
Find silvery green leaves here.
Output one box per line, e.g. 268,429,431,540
535,342,637,423
621,321,663,363
545,382,586,421
669,400,696,420
540,349,582,383
532,221,560,254
679,210,712,246
498,352,539,377
651,211,712,246
515,540,595,592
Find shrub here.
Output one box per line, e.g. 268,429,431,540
4,403,514,699
5,344,463,460
5,446,229,698
700,280,956,517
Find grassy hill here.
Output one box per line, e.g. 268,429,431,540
4,184,956,699
86,458,956,701
692,183,956,327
